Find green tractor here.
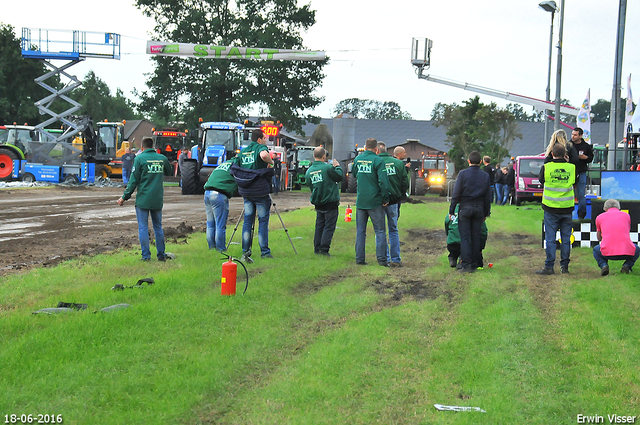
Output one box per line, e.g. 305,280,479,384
0,125,38,181
287,145,315,190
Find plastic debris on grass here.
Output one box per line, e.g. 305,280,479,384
434,404,486,413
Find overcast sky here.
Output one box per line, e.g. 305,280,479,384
4,0,639,121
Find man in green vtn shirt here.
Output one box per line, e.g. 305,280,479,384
305,147,343,256
117,137,172,261
536,139,576,275
204,159,239,252
378,142,409,267
354,138,390,266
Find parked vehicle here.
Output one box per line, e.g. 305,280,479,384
514,155,545,206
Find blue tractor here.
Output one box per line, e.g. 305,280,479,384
181,121,245,195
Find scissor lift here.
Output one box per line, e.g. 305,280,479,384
21,28,120,143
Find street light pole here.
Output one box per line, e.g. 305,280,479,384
607,0,627,171
554,0,565,132
539,1,557,149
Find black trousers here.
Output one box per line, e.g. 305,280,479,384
458,204,485,269
314,207,339,254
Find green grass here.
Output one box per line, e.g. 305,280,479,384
1,201,639,424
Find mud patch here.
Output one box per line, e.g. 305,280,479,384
0,187,315,276
292,272,350,296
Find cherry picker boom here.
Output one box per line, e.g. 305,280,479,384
410,38,580,118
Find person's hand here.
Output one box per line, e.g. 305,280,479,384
383,202,389,207
332,159,339,167
579,154,588,160
117,197,125,206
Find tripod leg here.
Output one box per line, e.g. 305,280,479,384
226,209,245,251
272,202,297,255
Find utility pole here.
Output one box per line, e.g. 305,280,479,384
607,0,627,171
553,0,565,132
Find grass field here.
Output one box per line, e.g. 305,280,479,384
1,200,639,424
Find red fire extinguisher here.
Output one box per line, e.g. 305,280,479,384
345,205,352,222
220,254,249,296
221,258,237,296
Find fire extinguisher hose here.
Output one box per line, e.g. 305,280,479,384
222,253,250,295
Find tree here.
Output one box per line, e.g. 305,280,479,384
431,96,522,172
332,98,412,120
590,98,636,122
135,0,326,133
70,71,141,121
0,23,60,125
505,103,542,122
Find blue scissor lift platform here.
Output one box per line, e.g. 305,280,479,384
21,28,121,143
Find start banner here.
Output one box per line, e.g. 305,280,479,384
146,41,325,61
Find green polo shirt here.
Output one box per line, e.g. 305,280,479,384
353,150,390,209
122,149,172,210
237,141,269,169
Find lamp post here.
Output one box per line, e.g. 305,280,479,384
554,0,566,132
539,1,557,149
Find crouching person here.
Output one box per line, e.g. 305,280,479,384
204,159,239,252
306,147,343,256
593,199,640,276
445,204,488,269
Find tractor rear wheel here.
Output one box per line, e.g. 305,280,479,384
409,170,417,195
181,159,201,195
347,174,357,193
0,147,19,181
415,178,427,196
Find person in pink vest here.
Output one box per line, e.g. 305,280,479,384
593,199,640,276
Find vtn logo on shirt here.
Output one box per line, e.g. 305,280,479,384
358,161,372,173
385,163,397,175
148,162,164,173
310,171,323,184
241,154,255,165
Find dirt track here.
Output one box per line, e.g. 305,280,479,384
0,185,323,275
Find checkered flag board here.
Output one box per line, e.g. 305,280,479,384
542,221,640,249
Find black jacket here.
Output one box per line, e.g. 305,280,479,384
483,164,495,185
544,143,580,169
450,165,492,217
570,138,594,174
229,163,274,198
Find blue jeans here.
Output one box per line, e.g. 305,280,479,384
501,185,510,205
576,172,587,218
384,203,401,263
458,204,485,269
355,206,387,264
593,244,640,269
495,183,504,205
242,196,271,257
314,207,339,254
204,190,229,251
122,168,131,184
543,211,573,269
272,175,280,194
135,207,165,260
490,185,495,203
